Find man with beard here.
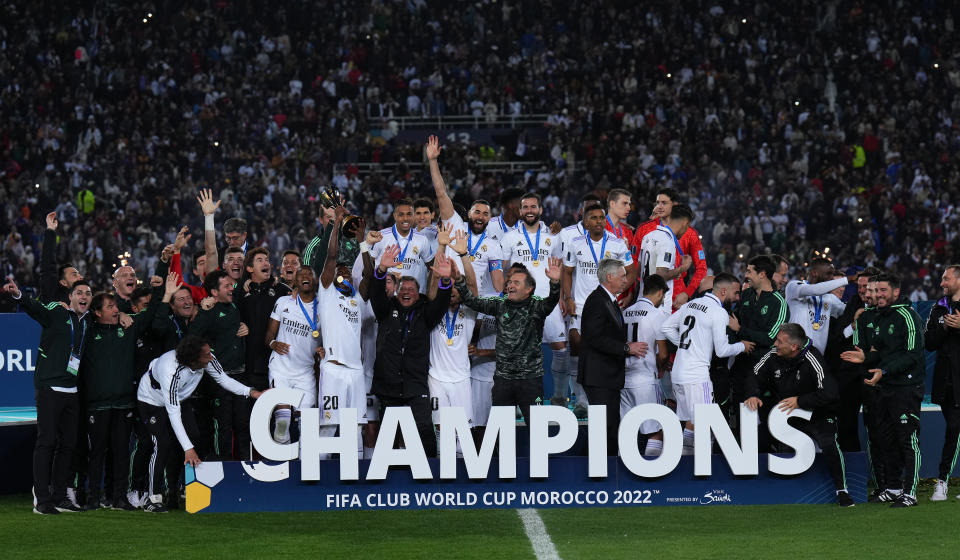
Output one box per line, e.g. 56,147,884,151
112,265,138,314
239,248,290,393
369,198,438,295
924,265,960,501
637,204,695,309
784,258,849,353
4,278,92,514
426,135,505,297
265,267,324,444
40,211,83,305
841,273,925,507
501,193,569,407
279,250,301,291
659,273,755,454
562,205,635,416
635,187,708,310
189,270,249,460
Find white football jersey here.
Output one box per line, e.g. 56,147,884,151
660,292,745,384
563,232,633,314
268,294,322,378
784,278,848,353
623,297,671,387
369,227,435,293
137,350,250,452
470,313,497,382
443,213,504,297
486,215,518,243
558,221,586,254
428,305,478,383
317,283,363,370
416,224,439,244
638,225,679,304
500,222,560,298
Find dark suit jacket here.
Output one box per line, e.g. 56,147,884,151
577,285,629,390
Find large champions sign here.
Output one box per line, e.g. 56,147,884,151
184,388,867,513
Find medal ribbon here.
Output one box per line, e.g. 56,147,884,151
297,295,319,333
587,231,608,266
444,305,459,343
468,230,486,259
392,225,411,264
522,224,541,263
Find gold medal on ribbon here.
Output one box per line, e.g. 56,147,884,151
532,260,540,267
446,338,454,346
469,255,476,262
336,275,344,284
312,330,320,338
811,322,821,331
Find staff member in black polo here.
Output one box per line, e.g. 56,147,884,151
577,258,648,455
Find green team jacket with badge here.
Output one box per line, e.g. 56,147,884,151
301,222,334,278
16,296,87,391
736,287,789,350
80,290,163,411
862,297,925,386
853,306,878,350
455,277,560,380
188,301,245,371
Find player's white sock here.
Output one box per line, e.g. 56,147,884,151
362,447,375,459
644,439,663,457
273,409,292,444
682,429,695,455
551,348,570,400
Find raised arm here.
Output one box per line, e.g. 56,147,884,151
320,206,348,288
426,134,455,221
197,188,221,275
450,230,478,296
789,277,848,299
370,244,402,320
713,309,748,358
39,212,60,303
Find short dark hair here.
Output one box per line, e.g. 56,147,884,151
770,254,789,268
520,192,542,205
809,257,832,269
607,188,631,207
413,198,435,213
713,272,740,290
875,272,901,291
224,217,247,234
580,193,602,208
508,264,536,292
70,280,91,294
748,255,775,281
669,204,695,222
642,274,668,296
398,275,420,291
946,264,960,276
778,323,807,346
244,247,270,271
90,292,115,313
583,204,605,217
858,266,882,279
282,250,301,261
470,199,492,212
203,269,231,294
224,246,244,258
499,188,524,206
176,334,209,368
58,264,77,282
131,286,152,304
656,187,680,202
395,197,414,211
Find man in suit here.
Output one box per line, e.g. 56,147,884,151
578,258,649,454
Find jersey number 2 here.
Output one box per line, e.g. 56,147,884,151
678,316,696,350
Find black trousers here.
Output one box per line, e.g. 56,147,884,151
34,388,79,506
794,416,847,491
378,396,437,457
937,385,960,482
212,372,252,460
86,408,134,504
132,401,202,498
492,376,542,425
835,372,864,452
875,384,923,497
136,403,174,498
584,385,620,455
861,384,889,489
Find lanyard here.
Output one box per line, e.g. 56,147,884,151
297,295,319,332
663,224,684,258
467,229,486,258
444,306,459,345
587,231,608,266
68,314,87,357
607,216,623,238
392,225,411,263
813,295,823,324
522,224,541,262
171,316,183,340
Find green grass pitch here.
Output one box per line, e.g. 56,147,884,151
2,481,958,559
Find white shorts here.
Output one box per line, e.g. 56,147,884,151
364,374,380,422
621,384,665,434
471,378,494,427
319,362,368,425
673,381,713,423
269,368,317,409
566,313,582,335
428,376,473,425
542,306,567,344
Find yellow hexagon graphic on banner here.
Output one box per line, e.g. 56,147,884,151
186,481,211,513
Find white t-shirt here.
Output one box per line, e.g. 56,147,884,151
563,232,633,315
369,226,435,293
317,283,363,370
623,297,670,387
660,292,745,384
470,313,497,382
268,294,322,377
443,213,504,297
638,225,679,304
784,278,848,353
500,222,561,298
428,305,478,383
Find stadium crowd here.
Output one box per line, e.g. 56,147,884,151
1,0,959,515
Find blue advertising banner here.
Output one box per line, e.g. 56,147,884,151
0,313,41,407
185,453,867,513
